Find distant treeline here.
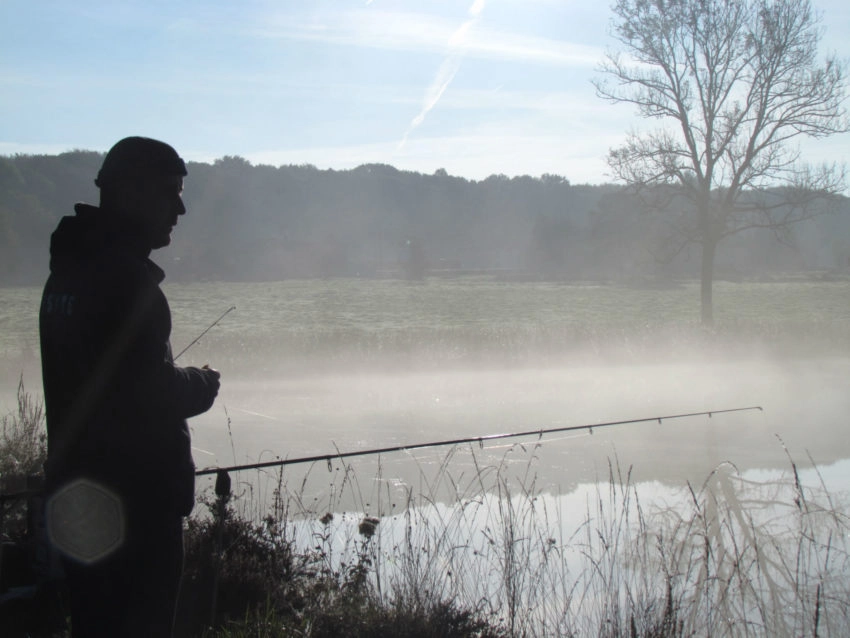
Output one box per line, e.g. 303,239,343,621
1,152,848,285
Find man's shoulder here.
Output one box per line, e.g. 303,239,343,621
51,250,162,314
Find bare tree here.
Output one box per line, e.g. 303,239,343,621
595,0,849,324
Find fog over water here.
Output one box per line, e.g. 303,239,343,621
6,298,847,632
2,282,848,514
186,354,850,510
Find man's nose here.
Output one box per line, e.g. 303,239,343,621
177,197,186,216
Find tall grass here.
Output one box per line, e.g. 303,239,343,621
0,377,45,484
0,377,46,539
190,442,850,637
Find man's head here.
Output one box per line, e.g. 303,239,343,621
96,137,188,250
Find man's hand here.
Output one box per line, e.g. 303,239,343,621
201,365,221,395
193,365,221,413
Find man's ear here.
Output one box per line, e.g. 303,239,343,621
101,178,144,218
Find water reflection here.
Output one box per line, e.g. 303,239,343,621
262,458,850,636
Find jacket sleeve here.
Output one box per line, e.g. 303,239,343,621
161,364,219,419
100,261,220,423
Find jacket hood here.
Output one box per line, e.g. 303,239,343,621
49,203,164,281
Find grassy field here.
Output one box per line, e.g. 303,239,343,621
3,276,849,374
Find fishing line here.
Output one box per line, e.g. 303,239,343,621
173,305,236,361
0,406,763,503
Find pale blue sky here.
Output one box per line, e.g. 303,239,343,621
1,0,848,183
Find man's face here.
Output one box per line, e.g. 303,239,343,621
123,175,186,250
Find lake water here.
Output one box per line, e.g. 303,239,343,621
178,355,850,515
3,281,849,510
4,280,849,633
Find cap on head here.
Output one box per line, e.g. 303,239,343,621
95,136,187,188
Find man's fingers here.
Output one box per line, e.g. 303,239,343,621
201,364,221,379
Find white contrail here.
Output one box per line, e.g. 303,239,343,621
399,0,486,150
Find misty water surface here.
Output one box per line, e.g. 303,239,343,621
2,281,848,513
183,356,850,511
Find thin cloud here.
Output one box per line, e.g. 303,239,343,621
431,87,609,116
409,57,463,131
251,8,600,68
399,1,487,150
469,0,487,18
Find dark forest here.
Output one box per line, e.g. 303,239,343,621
1,151,848,286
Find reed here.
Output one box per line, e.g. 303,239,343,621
0,377,46,539
187,441,850,637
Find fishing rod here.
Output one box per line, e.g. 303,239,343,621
195,406,762,477
174,305,236,361
0,407,763,503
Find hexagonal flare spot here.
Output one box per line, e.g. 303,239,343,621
47,478,126,564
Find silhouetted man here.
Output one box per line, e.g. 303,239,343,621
39,136,221,637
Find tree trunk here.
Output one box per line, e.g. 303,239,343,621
700,238,716,326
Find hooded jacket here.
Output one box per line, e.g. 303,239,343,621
40,203,216,517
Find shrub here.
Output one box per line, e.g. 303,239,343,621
0,377,46,540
